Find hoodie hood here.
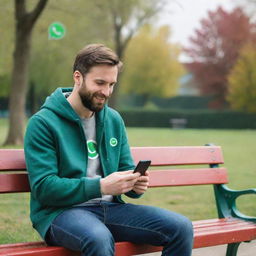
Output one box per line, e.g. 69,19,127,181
41,87,106,125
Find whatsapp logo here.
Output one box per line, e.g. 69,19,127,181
110,137,118,147
87,140,99,159
48,22,66,40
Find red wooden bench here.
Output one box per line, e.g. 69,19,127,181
0,146,255,256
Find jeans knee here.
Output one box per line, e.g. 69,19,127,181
178,216,194,240
163,215,193,256
165,214,193,243
81,228,115,255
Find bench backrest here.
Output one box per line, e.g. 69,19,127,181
0,146,227,193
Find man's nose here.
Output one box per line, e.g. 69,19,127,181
102,85,113,97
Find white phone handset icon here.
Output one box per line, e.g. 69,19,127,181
52,26,62,36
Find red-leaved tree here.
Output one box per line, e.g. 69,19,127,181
184,7,256,108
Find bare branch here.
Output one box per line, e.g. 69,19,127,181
122,1,165,50
29,0,48,25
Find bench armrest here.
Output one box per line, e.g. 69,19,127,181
214,184,256,222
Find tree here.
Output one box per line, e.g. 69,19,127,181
90,0,166,108
27,0,95,114
121,25,184,104
0,1,14,98
4,0,48,145
227,43,256,113
184,7,256,108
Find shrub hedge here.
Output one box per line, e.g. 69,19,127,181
119,109,256,129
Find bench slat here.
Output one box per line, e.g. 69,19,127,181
0,167,228,193
0,246,79,256
193,218,256,248
0,242,161,256
0,149,25,171
194,219,256,233
131,146,224,166
0,173,30,193
0,146,224,171
0,218,255,255
0,242,45,251
148,168,228,187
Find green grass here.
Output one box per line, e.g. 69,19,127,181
0,118,255,244
125,128,256,221
0,118,8,146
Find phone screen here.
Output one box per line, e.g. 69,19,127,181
133,160,151,175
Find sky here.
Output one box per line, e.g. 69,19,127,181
159,0,239,46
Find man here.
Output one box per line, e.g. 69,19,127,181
24,44,193,256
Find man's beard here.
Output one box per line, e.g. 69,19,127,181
78,86,109,112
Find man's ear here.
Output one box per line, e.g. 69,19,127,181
73,70,83,86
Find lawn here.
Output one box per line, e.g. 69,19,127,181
0,118,255,244
125,127,256,222
0,118,8,146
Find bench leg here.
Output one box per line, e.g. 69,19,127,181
226,242,241,256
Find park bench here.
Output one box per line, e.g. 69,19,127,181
169,118,187,129
0,145,255,256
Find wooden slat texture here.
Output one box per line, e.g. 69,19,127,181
131,146,224,166
193,218,256,248
0,242,45,251
0,218,255,255
0,146,226,193
0,173,30,193
1,146,255,256
148,168,228,187
0,149,25,171
0,246,79,256
0,168,228,193
0,146,224,171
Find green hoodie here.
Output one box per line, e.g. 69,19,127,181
24,88,140,239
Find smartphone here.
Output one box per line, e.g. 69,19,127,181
133,160,151,175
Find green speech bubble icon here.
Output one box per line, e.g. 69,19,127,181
48,22,66,40
87,140,99,159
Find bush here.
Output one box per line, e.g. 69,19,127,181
119,109,256,129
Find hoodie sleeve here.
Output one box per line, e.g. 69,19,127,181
24,115,102,207
117,118,142,199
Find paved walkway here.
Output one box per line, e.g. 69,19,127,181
136,240,256,256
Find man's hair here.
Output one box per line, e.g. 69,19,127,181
73,44,123,76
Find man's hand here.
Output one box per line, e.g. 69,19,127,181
100,171,140,195
132,171,149,195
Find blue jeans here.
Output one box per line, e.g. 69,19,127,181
46,201,193,256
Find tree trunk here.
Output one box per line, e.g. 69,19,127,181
4,27,32,145
28,82,38,115
3,0,48,146
108,19,124,109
